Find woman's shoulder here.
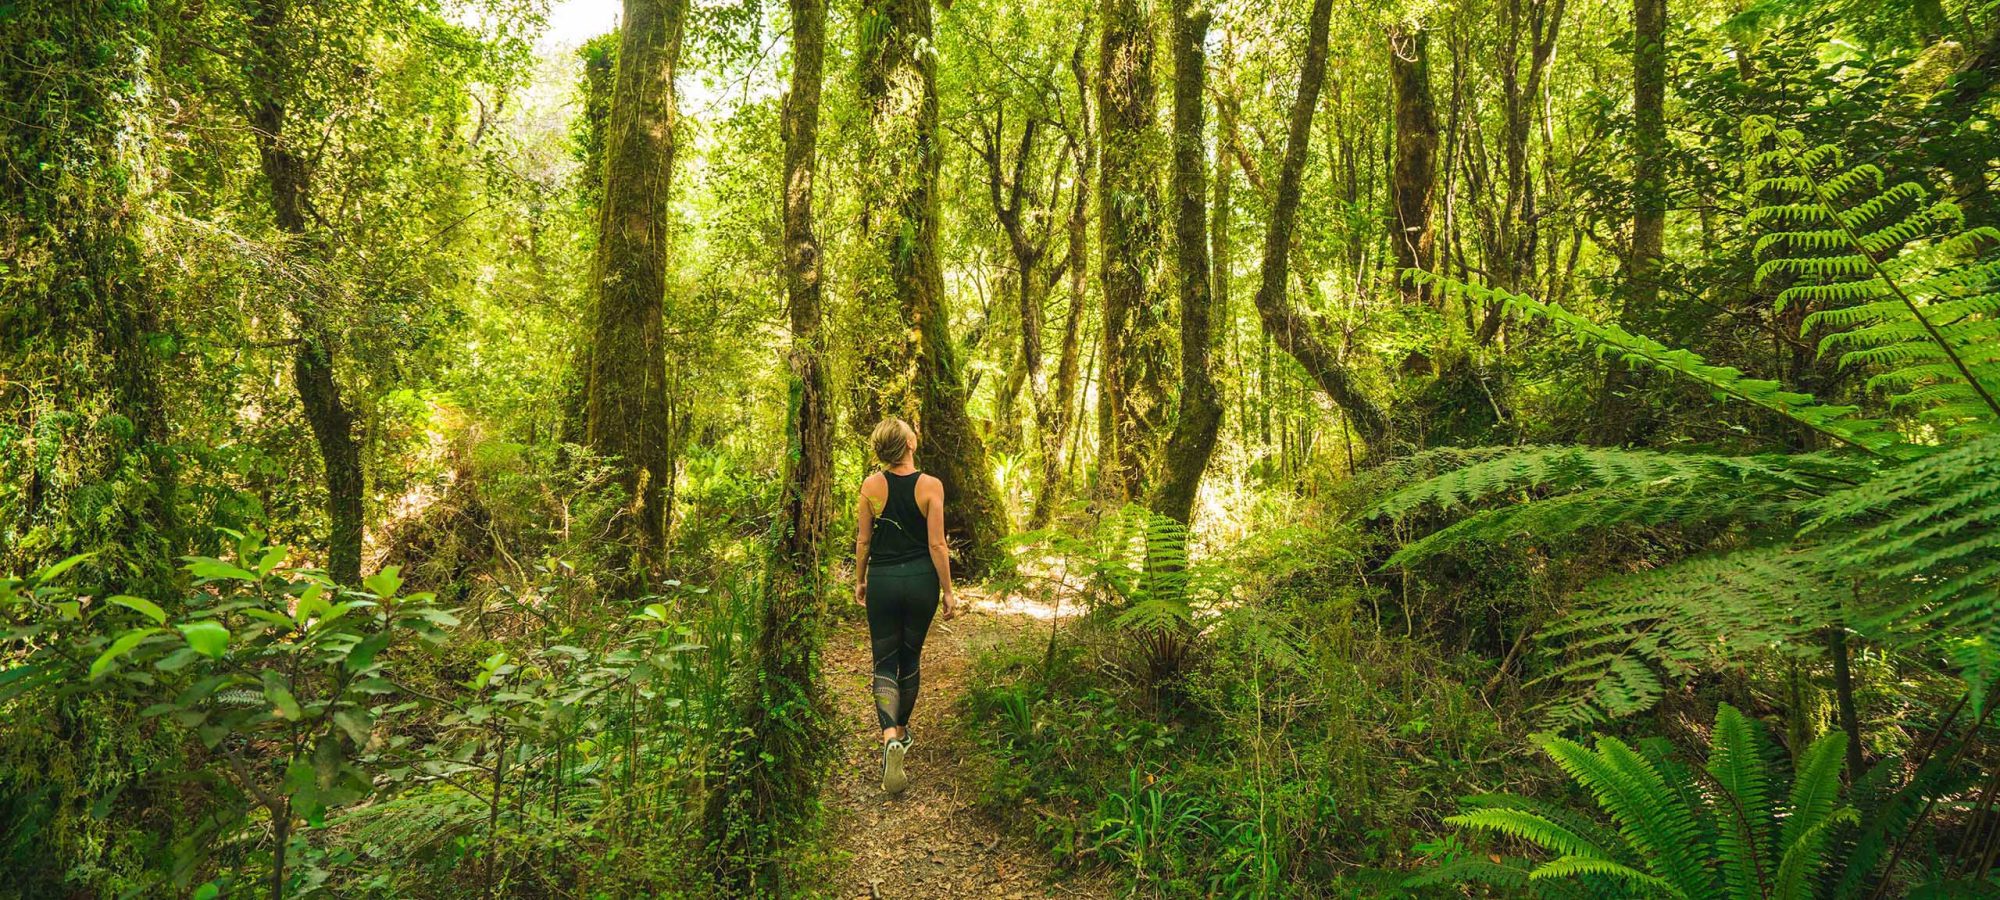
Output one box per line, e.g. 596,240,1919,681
917,472,944,494
861,470,887,490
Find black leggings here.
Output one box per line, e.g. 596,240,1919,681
865,557,940,731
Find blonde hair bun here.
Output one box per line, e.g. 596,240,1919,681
871,417,915,466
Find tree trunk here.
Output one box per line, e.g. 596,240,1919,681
1829,626,1867,781
1031,42,1096,530
1214,68,1240,460
1152,0,1223,525
859,0,1009,575
980,116,1068,460
1476,0,1567,345
1592,0,1665,445
2,0,179,592
1096,0,1173,503
705,0,832,886
587,0,687,581
1388,22,1439,307
245,0,365,587
561,36,619,451
1248,0,1394,460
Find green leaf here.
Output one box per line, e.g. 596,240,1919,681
185,557,257,582
193,884,221,900
177,620,230,658
415,607,460,627
345,631,391,672
255,545,289,578
363,567,402,599
262,670,302,720
107,594,166,625
333,709,373,746
294,582,328,627
284,757,319,815
37,552,98,583
154,648,199,672
89,628,159,679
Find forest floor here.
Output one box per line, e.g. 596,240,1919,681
822,587,1111,900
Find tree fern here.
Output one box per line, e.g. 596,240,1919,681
1387,121,2000,723
1743,116,2000,436
1372,446,1869,569
1413,272,1913,458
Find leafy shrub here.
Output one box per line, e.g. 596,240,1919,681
2,532,455,897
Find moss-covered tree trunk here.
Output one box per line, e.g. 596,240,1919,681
1249,0,1394,460
703,0,832,888
1,0,178,594
561,35,619,451
587,0,686,580
245,0,364,587
1151,0,1222,526
1388,22,1439,308
858,0,1008,575
1096,0,1173,503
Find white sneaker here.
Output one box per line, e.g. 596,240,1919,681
882,738,909,794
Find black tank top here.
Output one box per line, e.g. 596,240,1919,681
869,470,930,567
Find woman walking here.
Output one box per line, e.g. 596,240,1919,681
853,417,958,793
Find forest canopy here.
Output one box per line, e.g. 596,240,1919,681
4,0,2000,896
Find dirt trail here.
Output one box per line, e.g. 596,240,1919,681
822,590,1110,900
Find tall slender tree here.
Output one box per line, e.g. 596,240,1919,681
1097,0,1173,502
978,115,1071,459
243,0,365,587
1031,36,1097,530
705,0,832,886
586,0,687,578
1592,0,1665,445
1389,20,1439,308
1249,0,1394,460
1152,0,1223,525
858,0,1009,575
1472,0,1567,343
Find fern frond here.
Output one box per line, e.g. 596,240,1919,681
1707,703,1777,899
1529,855,1683,896
1402,856,1534,890
1781,729,1851,852
1746,119,2000,431
1413,272,1910,457
1461,792,1632,855
1535,734,1716,897
1537,546,1841,726
1446,808,1617,862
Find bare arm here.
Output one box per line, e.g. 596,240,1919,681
854,487,874,605
925,478,957,619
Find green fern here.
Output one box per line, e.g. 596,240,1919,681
1417,704,1854,899
1414,273,1913,458
1388,121,2000,724
1743,117,2000,436
1373,446,1870,569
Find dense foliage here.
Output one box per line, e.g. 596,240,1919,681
5,0,2000,896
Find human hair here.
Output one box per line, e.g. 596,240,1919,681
871,417,915,466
